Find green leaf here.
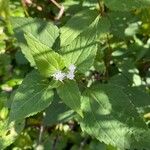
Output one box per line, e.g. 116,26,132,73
0,119,24,149
104,0,150,11
43,92,75,126
123,87,150,114
15,50,28,65
109,74,131,87
109,73,150,113
11,17,59,66
61,17,100,73
117,60,142,86
108,12,139,39
9,70,54,121
24,33,65,77
60,9,98,46
57,80,82,116
80,84,150,149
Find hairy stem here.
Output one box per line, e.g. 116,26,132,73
104,34,112,79
97,0,105,16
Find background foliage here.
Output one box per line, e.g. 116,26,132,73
0,0,150,149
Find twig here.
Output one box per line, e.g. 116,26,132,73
38,125,44,145
50,0,64,20
35,124,44,150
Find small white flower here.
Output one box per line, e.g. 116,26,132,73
66,64,76,80
66,72,75,80
53,64,76,81
53,70,66,81
68,64,76,72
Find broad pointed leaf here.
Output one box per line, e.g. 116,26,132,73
11,17,59,66
80,84,150,149
61,17,100,73
24,33,65,77
57,80,82,116
9,70,54,121
43,92,75,126
60,9,98,46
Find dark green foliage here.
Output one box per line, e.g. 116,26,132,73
0,0,150,149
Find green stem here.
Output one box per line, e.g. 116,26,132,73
104,34,112,79
21,0,30,17
97,0,105,16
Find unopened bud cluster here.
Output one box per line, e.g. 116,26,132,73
53,64,76,82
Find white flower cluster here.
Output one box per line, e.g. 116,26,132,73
53,64,76,82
